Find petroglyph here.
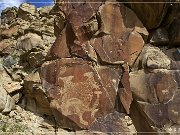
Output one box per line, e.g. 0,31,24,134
58,72,102,126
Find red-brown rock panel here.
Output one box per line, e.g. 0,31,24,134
96,66,122,107
68,1,101,42
82,3,146,65
55,0,102,16
118,63,133,114
49,24,74,59
41,58,119,129
97,3,148,35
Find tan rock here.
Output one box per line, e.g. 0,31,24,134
17,3,36,21
90,112,137,134
1,7,18,24
0,39,15,55
0,26,19,38
133,45,171,70
16,33,44,51
24,72,51,115
3,82,22,94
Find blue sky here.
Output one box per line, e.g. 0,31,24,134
0,0,53,13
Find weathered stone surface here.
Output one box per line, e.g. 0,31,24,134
162,47,180,70
17,3,36,21
0,26,19,39
96,66,122,109
55,0,102,16
0,39,15,55
54,14,66,37
149,28,169,46
71,41,98,62
137,89,180,128
16,33,44,51
3,82,22,94
133,45,171,70
68,1,101,42
0,86,9,112
130,70,178,104
38,6,53,16
49,24,73,59
98,3,146,35
41,58,116,129
24,72,51,115
119,63,132,114
74,3,146,66
90,112,136,134
1,7,18,24
0,64,15,113
128,0,170,29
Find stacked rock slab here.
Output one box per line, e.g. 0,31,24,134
130,45,180,133
0,3,57,115
0,0,179,134
41,0,147,131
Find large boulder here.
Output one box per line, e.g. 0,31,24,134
90,111,137,134
0,64,15,113
40,58,120,129
24,72,52,115
1,7,18,24
130,70,178,104
17,3,37,21
133,45,171,70
127,0,170,29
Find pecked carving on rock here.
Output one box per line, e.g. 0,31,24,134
39,0,150,131
41,58,119,129
0,0,180,134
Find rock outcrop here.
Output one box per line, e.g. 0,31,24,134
0,0,179,134
0,3,56,116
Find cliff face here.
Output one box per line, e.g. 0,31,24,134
0,1,179,134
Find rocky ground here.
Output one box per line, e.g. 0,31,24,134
0,0,180,134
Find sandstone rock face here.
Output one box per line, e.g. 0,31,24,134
40,1,148,131
90,111,136,133
24,72,51,115
0,0,180,134
130,70,178,104
0,3,57,116
133,45,171,70
128,0,170,29
0,26,19,38
0,64,15,113
130,45,180,132
1,7,18,24
41,58,117,129
17,3,36,21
